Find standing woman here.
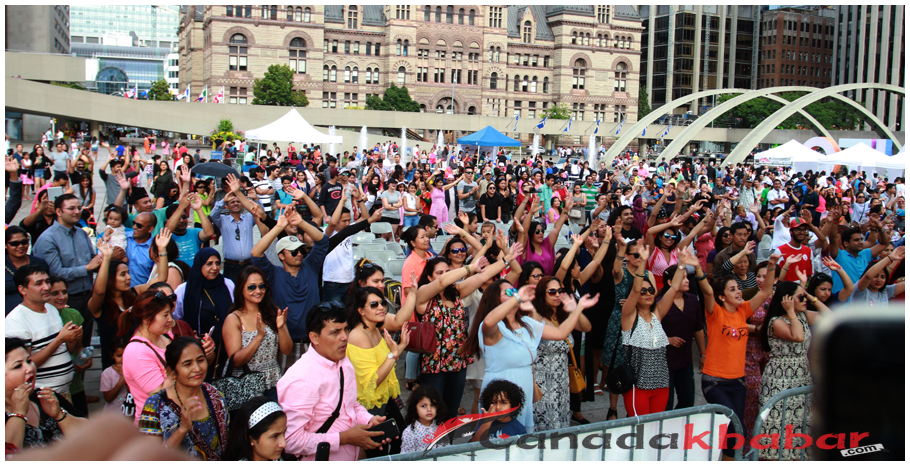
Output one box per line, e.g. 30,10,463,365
706,226,732,279
151,160,174,199
222,267,292,401
138,337,230,461
19,152,34,200
570,183,587,227
68,173,96,223
757,281,830,460
704,253,778,460
429,175,462,224
175,249,235,379
498,178,515,224
32,146,48,188
517,196,572,275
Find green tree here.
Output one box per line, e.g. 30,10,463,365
252,64,307,106
638,87,652,120
714,92,860,130
146,79,173,101
540,103,571,119
364,84,420,112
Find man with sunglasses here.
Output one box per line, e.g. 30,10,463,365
253,208,329,367
457,166,479,214
124,211,157,284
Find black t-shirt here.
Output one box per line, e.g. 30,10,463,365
20,214,55,247
622,224,643,242
318,181,343,213
478,192,504,221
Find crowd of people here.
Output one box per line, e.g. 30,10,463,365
4,134,905,460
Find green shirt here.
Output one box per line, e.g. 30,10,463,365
125,207,169,238
58,307,85,394
539,184,554,214
581,183,599,211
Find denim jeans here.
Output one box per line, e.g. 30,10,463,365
402,215,419,228
702,374,746,457
419,369,467,422
405,352,420,380
322,281,352,304
666,364,696,410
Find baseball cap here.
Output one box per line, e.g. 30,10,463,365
789,218,810,229
329,168,339,178
276,236,305,254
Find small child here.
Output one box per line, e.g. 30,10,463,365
472,380,527,441
400,386,449,454
102,205,128,250
100,336,133,418
479,222,495,245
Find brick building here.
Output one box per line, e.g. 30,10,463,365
177,5,642,144
757,6,835,89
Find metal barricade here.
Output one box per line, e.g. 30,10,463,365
367,403,744,462
748,385,814,461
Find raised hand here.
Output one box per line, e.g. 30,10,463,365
639,245,651,263
274,208,290,230
743,240,756,255
794,266,807,283
36,387,63,420
116,172,130,191
749,201,761,215
781,294,796,316
890,245,905,262
369,207,383,223
442,223,463,236
276,308,288,329
408,270,418,294
248,202,265,220
559,293,578,313
473,256,489,271
785,254,802,266
570,233,584,246
225,174,242,193
800,208,812,225
5,156,19,173
769,252,782,266
457,211,469,225
179,165,191,183
190,193,203,211
505,242,524,263
384,327,408,356
577,293,600,310
821,256,841,271
97,240,113,258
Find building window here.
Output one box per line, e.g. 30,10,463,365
584,33,590,46
597,5,609,23
261,5,268,19
226,5,234,16
523,21,532,43
366,67,373,83
294,7,302,22
435,6,441,22
270,5,277,20
352,66,358,83
323,65,329,82
397,40,402,56
324,39,328,53
344,93,358,107
330,66,337,82
332,40,338,53
397,66,406,86
289,38,306,73
366,42,372,55
489,7,503,28
304,7,310,22
446,6,453,23
229,87,248,104
353,41,360,54
229,34,248,71
490,72,498,89
572,32,577,44
244,5,251,18
403,40,408,56
614,62,627,92
530,77,537,93
543,56,550,68
513,75,520,91
572,59,586,90
347,5,358,29
458,8,464,24
543,77,549,93
344,66,351,83
469,9,475,25
286,6,293,21
468,106,476,115
375,43,380,55
424,5,430,21
344,40,351,54
322,91,337,108
396,5,410,20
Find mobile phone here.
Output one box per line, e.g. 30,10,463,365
47,186,64,204
296,203,310,218
208,326,215,337
366,419,400,444
315,442,330,461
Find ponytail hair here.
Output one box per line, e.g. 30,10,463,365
116,289,174,337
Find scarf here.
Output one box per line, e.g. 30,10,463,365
182,248,232,334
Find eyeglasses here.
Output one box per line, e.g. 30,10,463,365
246,283,267,291
530,273,544,279
368,300,383,309
8,239,29,247
640,287,657,295
450,247,467,254
546,288,565,296
662,232,677,239
154,291,177,302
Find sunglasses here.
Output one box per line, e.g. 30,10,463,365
235,227,241,241
284,248,302,257
367,300,383,309
315,301,345,313
628,252,641,259
795,294,808,303
530,273,544,279
535,229,545,234
640,286,657,295
8,239,29,247
450,247,467,254
154,291,178,302
546,288,565,296
132,222,145,230
246,283,267,291
662,232,677,239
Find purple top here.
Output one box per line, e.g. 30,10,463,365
520,235,556,276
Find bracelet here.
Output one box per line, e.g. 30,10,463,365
465,265,473,275
502,257,509,266
159,250,168,256
696,273,708,281
54,410,68,423
634,272,647,278
6,412,27,423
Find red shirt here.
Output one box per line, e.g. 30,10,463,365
774,243,813,282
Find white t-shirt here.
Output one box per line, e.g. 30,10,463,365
323,231,355,283
5,304,75,394
403,193,418,215
100,366,132,417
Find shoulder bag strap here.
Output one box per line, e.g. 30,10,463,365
550,318,580,368
129,339,167,368
316,367,344,434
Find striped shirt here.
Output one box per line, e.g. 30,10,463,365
5,303,74,394
580,183,599,211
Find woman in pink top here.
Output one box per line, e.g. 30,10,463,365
516,194,571,275
644,212,710,289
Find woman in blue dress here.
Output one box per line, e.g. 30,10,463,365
461,280,590,433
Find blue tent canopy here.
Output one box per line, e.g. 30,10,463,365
457,126,522,147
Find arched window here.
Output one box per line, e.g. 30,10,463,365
330,65,337,82
572,58,586,90
397,66,406,86
396,39,402,56
286,7,293,21
435,6,441,22
572,32,577,44
495,47,500,62
614,36,619,48
304,7,310,22
261,5,268,18
522,75,529,92
344,66,351,83
458,8,464,24
403,40,409,57
584,33,590,46
365,68,372,84
446,6,453,24
530,76,537,93
614,62,627,92
490,72,498,90
294,7,302,22
229,34,248,71
543,77,549,93
323,65,329,82
347,5,358,29
469,9,475,25
270,5,277,20
420,104,428,113
513,75,520,92
467,106,476,115
523,21,532,43
352,66,358,83
372,67,379,84
424,5,430,22
596,34,602,47
289,38,306,73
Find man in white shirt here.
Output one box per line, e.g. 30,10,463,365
6,264,81,395
766,179,788,207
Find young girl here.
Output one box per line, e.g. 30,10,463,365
99,336,133,417
102,205,128,251
19,152,34,199
401,386,449,453
471,379,527,441
223,396,293,461
403,182,420,228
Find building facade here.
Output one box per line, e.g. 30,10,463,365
177,5,642,142
757,7,835,90
832,5,904,131
70,5,180,49
5,5,70,54
637,5,759,113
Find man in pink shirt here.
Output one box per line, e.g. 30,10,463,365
278,302,389,460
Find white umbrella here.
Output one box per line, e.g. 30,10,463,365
532,133,540,159
401,126,408,163
358,126,368,161
588,133,597,166
328,126,337,156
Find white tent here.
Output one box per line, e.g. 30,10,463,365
753,140,821,169
244,109,343,144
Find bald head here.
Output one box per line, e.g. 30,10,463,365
132,212,158,242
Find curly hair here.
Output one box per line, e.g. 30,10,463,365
480,379,525,418
404,385,446,429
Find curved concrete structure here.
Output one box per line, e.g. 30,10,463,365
723,83,906,166
658,86,903,162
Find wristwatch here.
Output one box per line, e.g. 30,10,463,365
387,352,398,361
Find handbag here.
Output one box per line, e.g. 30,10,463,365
551,319,586,395
521,340,543,402
604,313,639,395
211,355,268,412
569,208,582,219
405,304,439,354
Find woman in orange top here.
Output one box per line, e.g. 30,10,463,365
704,252,778,460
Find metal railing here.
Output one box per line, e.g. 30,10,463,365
366,403,744,462
747,385,814,461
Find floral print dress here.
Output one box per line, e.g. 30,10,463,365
139,383,230,461
420,296,474,374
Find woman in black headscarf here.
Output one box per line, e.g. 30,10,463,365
175,248,235,379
